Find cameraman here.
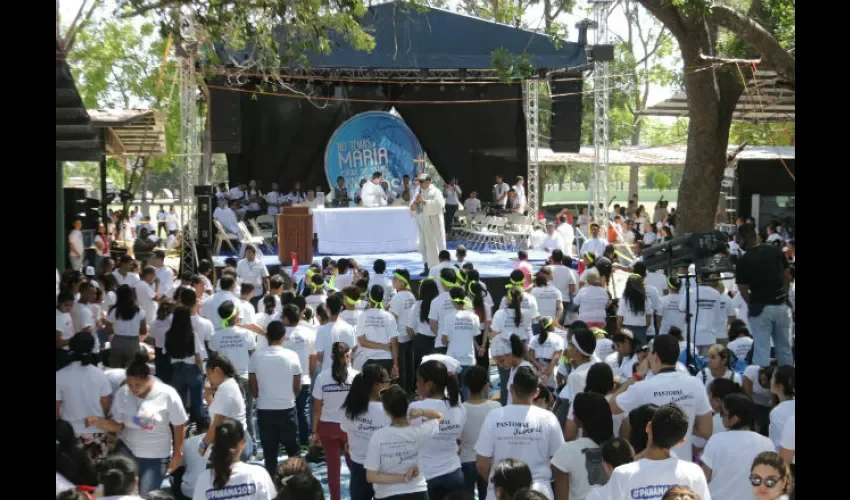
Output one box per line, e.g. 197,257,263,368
734,223,793,367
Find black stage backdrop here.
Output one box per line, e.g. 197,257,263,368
214,83,527,200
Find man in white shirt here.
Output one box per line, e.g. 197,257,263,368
237,245,270,306
678,273,734,351
248,319,302,483
265,182,283,215
112,255,140,287
538,222,566,253
179,288,214,364
476,366,564,500
217,200,241,237
513,176,527,214
314,295,357,372
201,275,239,327
492,175,510,209
464,191,481,215
444,178,462,234
605,404,712,499
428,250,454,291
549,250,577,325
361,171,388,208
611,335,713,462
135,266,159,327
151,250,174,298
579,223,608,259
229,184,245,201
165,207,179,235
156,205,168,238
68,220,84,272
556,215,575,257
395,175,413,201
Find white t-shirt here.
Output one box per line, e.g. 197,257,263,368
134,281,158,326
593,338,615,362
780,415,795,464
727,337,754,360
617,297,652,327
314,320,358,371
529,334,565,388
658,293,686,336
112,270,141,288
107,308,146,337
550,265,577,300
209,377,247,431
550,437,608,500
679,285,733,346
191,315,215,361
475,405,565,500
428,291,461,347
112,380,188,458
192,461,276,500
388,290,417,342
769,400,796,449
200,291,240,328
573,286,609,324
606,457,712,500
531,285,563,319
491,308,534,344
464,197,481,214
338,308,361,329
698,368,742,388
406,301,435,337
743,365,773,407
614,371,712,462
282,325,316,385
341,401,393,464
150,316,173,349
459,400,502,463
237,299,256,326
364,419,440,499
498,292,540,318
55,361,113,435
409,399,467,479
507,361,535,405
56,310,74,349
443,309,481,366
355,309,398,362
210,326,257,377
248,346,302,410
493,182,510,207
313,366,358,424
421,353,462,375
181,434,207,498
237,259,270,298
71,301,95,334
703,430,776,500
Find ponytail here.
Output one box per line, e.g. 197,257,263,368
126,352,152,378
368,285,385,309
509,334,526,359
99,453,137,496
211,418,244,489
331,342,350,386
537,316,554,345
509,287,523,327
418,360,460,407
262,295,276,316
343,364,389,420
68,332,97,367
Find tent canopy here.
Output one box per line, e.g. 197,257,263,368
215,1,587,71
538,145,795,166
88,109,167,157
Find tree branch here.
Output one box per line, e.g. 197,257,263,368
119,0,194,18
635,0,691,42
707,4,795,86
634,28,668,66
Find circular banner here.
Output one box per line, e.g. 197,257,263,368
324,111,425,198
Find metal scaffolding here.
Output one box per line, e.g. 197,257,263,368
524,79,541,214
590,0,613,226
178,22,201,274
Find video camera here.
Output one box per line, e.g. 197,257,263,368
641,231,734,275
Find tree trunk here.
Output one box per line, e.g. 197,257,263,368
675,40,743,232
628,165,640,204
141,169,150,218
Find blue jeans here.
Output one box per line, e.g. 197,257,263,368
296,384,312,446
462,461,487,500
170,363,206,425
749,304,794,366
459,365,473,401
116,441,168,495
349,460,375,500
427,467,465,500
627,325,648,344
498,366,510,406
257,408,300,483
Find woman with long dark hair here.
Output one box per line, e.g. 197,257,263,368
312,342,358,500
56,332,113,467
211,300,258,441
164,306,205,425
150,297,175,384
552,392,614,500
201,354,252,462
407,278,440,378
529,316,565,393
85,354,187,494
341,364,392,500
617,275,652,343
388,268,417,394
466,271,493,368
106,284,148,368
490,287,535,406
442,286,481,398
563,362,623,442
193,418,276,499
56,419,98,494
769,366,795,449
411,360,466,500
621,403,659,459
491,459,533,500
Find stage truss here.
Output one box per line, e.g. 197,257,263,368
524,79,541,214
590,0,613,226
178,21,202,275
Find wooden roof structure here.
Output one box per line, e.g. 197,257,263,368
538,145,794,166
638,70,794,123
56,40,102,162
88,109,167,157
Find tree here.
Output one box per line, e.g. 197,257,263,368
650,170,672,191
636,0,794,231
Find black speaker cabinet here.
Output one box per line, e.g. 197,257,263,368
196,195,214,246
550,73,584,153
209,88,242,154
194,185,215,196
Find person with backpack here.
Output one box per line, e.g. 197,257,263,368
697,344,743,389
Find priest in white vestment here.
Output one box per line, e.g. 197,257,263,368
361,171,388,207
411,174,446,274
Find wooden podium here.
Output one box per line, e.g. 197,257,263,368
278,206,313,266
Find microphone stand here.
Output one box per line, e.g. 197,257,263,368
679,269,698,375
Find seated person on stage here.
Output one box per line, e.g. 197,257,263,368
395,174,413,201
216,182,229,201
353,178,367,205
265,182,283,215
464,191,481,214
331,176,352,208
229,183,246,201
217,200,241,237
304,190,323,209
287,181,307,204
380,181,395,204
361,171,388,208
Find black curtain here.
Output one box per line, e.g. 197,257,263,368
216,82,526,199
390,84,527,202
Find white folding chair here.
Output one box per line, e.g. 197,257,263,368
213,220,239,255
238,222,270,257
250,219,276,250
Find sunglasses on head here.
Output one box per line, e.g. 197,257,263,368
750,475,782,488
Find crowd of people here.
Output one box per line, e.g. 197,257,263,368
57,191,795,500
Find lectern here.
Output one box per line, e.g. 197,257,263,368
278,206,313,266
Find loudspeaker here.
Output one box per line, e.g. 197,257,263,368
194,185,215,196
196,195,214,246
64,188,98,231
550,73,584,153
209,88,242,154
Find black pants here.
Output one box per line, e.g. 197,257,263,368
413,334,436,380
474,333,490,368
384,492,429,500
257,408,300,483
154,347,172,385
398,341,415,393
445,204,459,233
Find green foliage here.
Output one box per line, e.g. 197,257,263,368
762,0,795,49
650,170,672,191
645,165,683,190
491,47,536,81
